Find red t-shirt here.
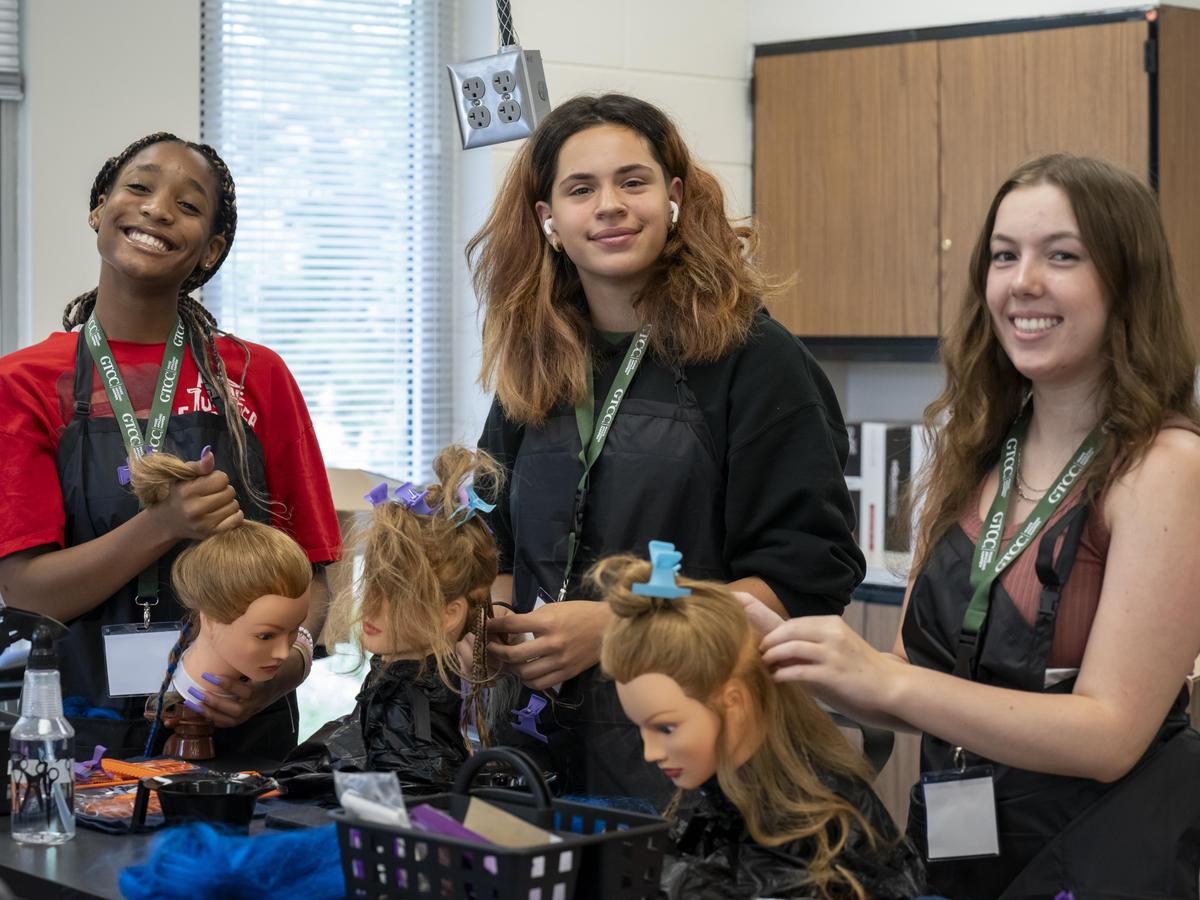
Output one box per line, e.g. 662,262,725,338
0,330,342,564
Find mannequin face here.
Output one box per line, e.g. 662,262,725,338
360,596,468,660
616,672,722,790
204,590,309,682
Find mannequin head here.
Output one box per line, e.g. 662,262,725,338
322,444,501,739
132,452,312,683
595,554,878,900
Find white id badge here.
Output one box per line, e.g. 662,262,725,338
101,622,182,698
922,764,1001,860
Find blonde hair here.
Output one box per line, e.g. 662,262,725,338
467,93,773,426
131,453,312,622
322,445,502,745
132,452,312,754
916,154,1199,571
594,556,878,900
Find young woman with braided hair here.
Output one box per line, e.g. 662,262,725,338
274,445,501,798
0,133,340,760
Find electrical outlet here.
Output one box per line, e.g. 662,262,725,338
497,100,521,124
447,47,552,150
492,70,515,94
467,106,491,129
461,77,486,101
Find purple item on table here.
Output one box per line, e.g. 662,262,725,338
409,805,499,874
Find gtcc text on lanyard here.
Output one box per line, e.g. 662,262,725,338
957,409,1106,678
84,311,187,626
924,410,1104,862
558,325,652,601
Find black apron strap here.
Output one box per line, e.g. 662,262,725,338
1028,504,1091,690
72,329,94,420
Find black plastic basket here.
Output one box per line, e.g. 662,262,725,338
334,748,670,900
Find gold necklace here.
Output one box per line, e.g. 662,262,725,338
1015,465,1049,504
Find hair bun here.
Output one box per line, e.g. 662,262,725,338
588,555,668,619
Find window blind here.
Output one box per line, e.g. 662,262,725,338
200,0,455,480
0,0,21,100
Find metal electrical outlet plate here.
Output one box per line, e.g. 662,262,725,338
447,46,551,150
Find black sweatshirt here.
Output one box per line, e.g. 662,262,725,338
480,310,864,617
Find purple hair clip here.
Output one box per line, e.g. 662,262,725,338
363,482,390,506
394,481,438,516
364,480,439,516
74,744,107,779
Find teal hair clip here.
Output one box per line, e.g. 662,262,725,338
450,480,496,528
632,540,692,599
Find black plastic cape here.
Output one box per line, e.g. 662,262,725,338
660,775,926,899
272,655,467,799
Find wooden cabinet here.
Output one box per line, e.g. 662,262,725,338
841,599,920,828
754,8,1200,341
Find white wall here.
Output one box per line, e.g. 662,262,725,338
748,0,1200,44
448,0,752,445
19,0,200,346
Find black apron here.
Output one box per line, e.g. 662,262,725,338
903,503,1200,899
56,331,299,762
506,351,727,806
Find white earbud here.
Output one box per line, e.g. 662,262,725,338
542,218,555,237
669,201,679,226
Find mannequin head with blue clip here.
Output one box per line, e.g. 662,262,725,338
595,541,881,900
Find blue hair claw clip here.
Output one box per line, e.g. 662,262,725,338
631,540,691,599
450,480,496,527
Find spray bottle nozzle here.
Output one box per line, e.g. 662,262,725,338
27,623,58,671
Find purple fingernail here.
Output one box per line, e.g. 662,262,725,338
200,445,212,458
201,673,222,685
184,700,205,714
187,687,206,702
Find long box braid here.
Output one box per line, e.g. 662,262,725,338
63,132,267,510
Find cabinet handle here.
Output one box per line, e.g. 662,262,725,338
940,238,953,251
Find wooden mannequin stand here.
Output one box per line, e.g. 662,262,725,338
155,700,216,761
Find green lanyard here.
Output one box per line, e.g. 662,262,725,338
84,311,188,623
957,411,1105,676
559,325,652,600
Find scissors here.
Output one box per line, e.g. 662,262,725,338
14,758,62,824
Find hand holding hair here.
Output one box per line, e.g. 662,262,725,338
137,447,244,542
759,615,905,718
485,600,611,691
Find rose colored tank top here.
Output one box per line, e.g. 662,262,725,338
957,417,1200,668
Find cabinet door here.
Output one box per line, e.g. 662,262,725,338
938,21,1150,329
754,43,940,337
1159,6,1200,350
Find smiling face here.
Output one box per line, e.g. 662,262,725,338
204,590,309,682
91,141,227,292
616,671,722,790
985,182,1109,390
535,124,682,300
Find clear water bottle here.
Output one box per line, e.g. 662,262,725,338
10,624,75,844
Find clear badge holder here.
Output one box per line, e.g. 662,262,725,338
921,747,1001,860
101,622,182,698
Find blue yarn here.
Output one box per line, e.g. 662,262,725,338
118,823,344,900
63,697,122,719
